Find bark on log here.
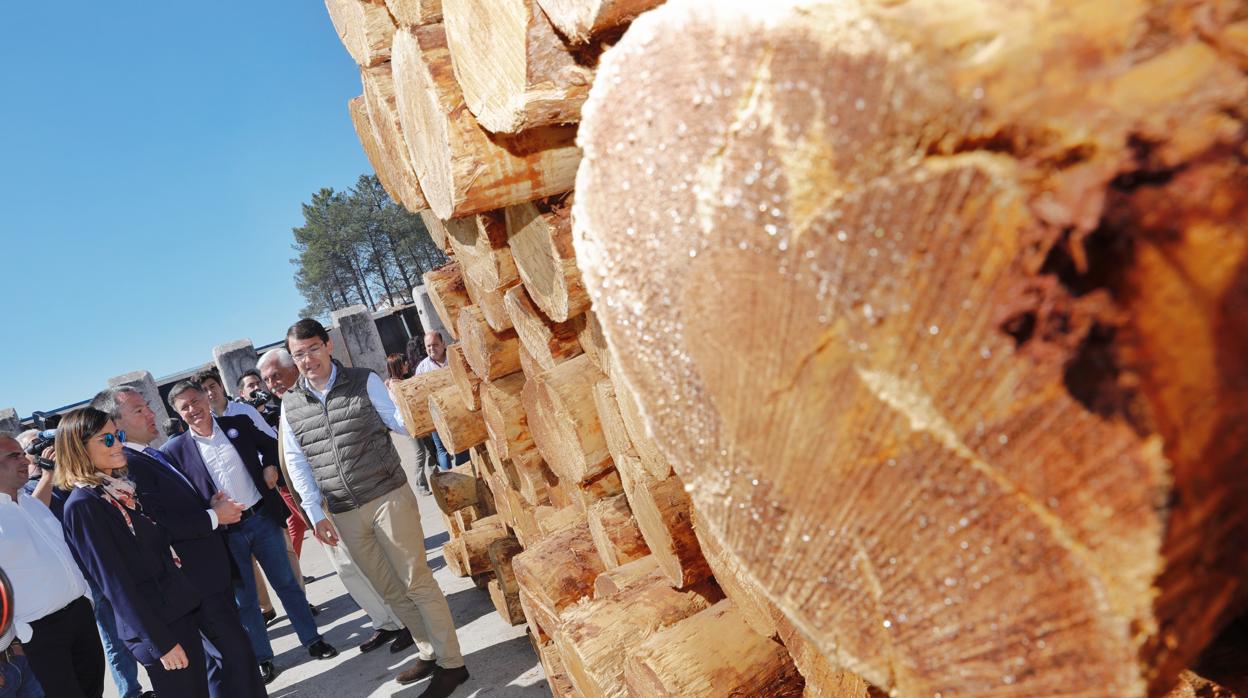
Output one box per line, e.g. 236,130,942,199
442,0,594,133
503,284,584,372
446,209,519,294
361,63,429,212
325,0,396,67
573,2,1248,695
556,564,722,698
428,385,488,453
628,474,710,588
623,600,805,698
587,493,650,568
385,0,441,26
457,305,522,380
506,196,589,322
391,24,581,218
422,262,471,339
430,466,479,515
534,0,663,44
462,514,510,575
522,354,611,483
593,554,660,599
447,343,482,410
512,519,604,625
481,373,533,461
392,367,455,437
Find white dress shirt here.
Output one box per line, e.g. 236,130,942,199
281,364,408,524
0,492,89,644
190,419,263,509
222,400,277,438
413,356,446,375
124,441,218,529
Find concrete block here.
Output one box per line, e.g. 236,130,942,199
213,339,259,397
327,326,352,368
331,305,387,376
412,285,447,339
0,408,20,435
107,370,172,447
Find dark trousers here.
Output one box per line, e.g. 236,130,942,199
23,596,105,698
197,591,267,698
125,614,209,698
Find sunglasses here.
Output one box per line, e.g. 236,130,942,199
96,430,127,448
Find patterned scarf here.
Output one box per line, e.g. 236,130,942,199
80,473,181,568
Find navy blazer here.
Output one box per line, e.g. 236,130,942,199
62,486,200,656
161,415,287,528
124,446,239,596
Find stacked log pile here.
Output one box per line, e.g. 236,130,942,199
326,0,1248,695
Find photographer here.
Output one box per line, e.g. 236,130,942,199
236,371,279,431
195,370,275,439
15,430,54,508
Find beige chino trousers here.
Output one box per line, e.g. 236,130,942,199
330,484,464,668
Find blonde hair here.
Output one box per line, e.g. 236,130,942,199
53,407,116,489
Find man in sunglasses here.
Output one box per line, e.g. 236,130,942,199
281,319,468,697
163,382,337,684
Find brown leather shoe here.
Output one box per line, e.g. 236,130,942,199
396,658,438,685
418,666,469,698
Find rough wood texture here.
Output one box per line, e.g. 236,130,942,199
481,373,533,461
442,0,594,133
568,465,623,513
539,639,580,697
516,454,553,506
489,536,525,597
535,0,663,44
457,305,522,380
391,23,581,218
392,367,455,437
428,384,488,453
461,514,510,575
624,600,805,698
536,503,584,537
361,63,429,212
519,587,557,642
591,377,652,493
557,564,722,698
692,507,776,640
587,493,650,568
506,196,589,322
461,260,517,332
523,354,612,483
385,0,441,26
488,577,526,625
326,0,396,67
447,343,482,410
449,209,520,292
443,536,468,576
423,262,472,339
504,284,584,372
512,519,605,622
573,2,1248,695
349,95,410,210
430,465,479,514
612,371,671,480
593,554,661,599
629,474,710,588
773,612,886,698
576,309,611,376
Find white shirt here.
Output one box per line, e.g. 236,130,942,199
281,364,408,524
124,442,219,529
222,400,277,438
0,492,89,645
413,356,446,375
189,419,263,509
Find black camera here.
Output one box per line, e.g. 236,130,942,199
24,429,56,470
240,388,273,409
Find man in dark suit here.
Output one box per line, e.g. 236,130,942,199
92,386,269,696
163,381,337,683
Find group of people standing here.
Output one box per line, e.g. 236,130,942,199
0,320,470,698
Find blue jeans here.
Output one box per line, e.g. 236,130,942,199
0,653,44,698
429,431,469,471
89,580,142,698
226,513,322,662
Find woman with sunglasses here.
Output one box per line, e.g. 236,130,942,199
55,408,209,697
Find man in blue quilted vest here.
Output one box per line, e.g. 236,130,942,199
279,318,468,698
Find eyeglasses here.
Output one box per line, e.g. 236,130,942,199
97,430,127,448
292,344,325,363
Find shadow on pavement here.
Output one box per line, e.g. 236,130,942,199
393,635,547,697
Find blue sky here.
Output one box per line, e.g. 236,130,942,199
0,3,372,418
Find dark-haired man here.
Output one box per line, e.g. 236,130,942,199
281,319,467,697
164,382,336,684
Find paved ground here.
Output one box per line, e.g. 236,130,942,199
107,435,548,697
